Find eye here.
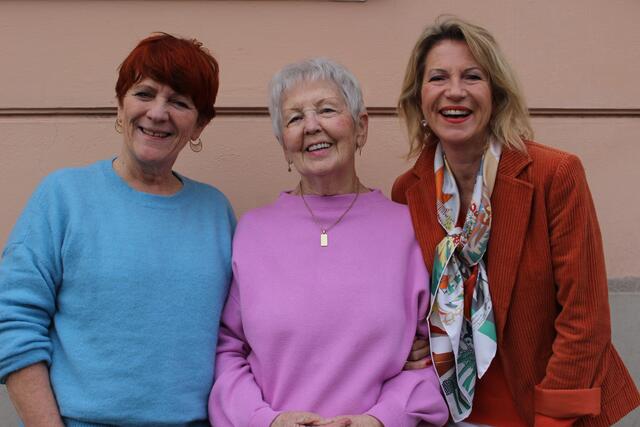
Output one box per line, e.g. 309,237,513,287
465,73,484,81
133,91,153,99
172,99,191,109
427,75,446,83
319,107,337,115
286,115,302,126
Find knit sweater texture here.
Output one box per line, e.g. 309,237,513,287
209,189,448,427
0,159,235,426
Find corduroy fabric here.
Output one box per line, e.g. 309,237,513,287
392,141,640,426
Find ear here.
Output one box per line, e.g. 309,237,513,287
354,112,369,150
190,122,206,141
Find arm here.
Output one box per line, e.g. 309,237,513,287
404,337,432,370
534,154,610,423
6,363,63,427
208,278,282,427
364,344,448,427
0,179,63,418
364,245,448,427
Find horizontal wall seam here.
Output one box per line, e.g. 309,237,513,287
1,107,640,118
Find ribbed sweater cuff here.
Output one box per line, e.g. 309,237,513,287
366,399,405,427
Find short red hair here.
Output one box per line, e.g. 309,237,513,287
115,33,219,125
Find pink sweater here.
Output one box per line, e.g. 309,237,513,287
209,190,448,427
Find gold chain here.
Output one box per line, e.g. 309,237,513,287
299,179,360,235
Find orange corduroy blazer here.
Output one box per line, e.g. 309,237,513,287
392,141,639,426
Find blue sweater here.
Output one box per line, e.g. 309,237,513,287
0,159,235,426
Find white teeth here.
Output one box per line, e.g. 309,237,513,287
140,127,171,137
441,109,471,117
307,142,331,152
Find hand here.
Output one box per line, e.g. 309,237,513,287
271,411,351,427
323,415,382,427
404,336,432,370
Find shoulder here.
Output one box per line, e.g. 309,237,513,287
28,160,108,206
363,190,416,238
179,173,233,209
183,176,232,207
235,195,283,230
40,159,106,188
524,140,584,175
391,169,419,204
518,141,591,207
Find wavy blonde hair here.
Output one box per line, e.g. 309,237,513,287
398,16,533,157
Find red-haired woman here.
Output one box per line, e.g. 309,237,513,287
0,33,235,426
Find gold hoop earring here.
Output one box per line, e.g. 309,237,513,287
190,138,203,152
114,118,123,134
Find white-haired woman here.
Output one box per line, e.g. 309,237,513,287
208,58,448,427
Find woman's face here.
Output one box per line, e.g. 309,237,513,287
420,40,492,149
280,80,367,187
117,78,204,171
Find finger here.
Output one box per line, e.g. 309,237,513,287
296,414,324,425
408,345,430,361
404,357,433,370
311,418,352,426
411,338,428,351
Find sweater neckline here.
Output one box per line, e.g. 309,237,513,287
101,158,192,207
278,188,383,210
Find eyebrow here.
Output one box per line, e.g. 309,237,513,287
427,66,484,74
284,97,343,111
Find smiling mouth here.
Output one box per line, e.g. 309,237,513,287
440,108,471,118
139,126,172,138
306,142,332,152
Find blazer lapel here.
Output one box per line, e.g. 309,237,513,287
405,146,445,272
487,148,534,340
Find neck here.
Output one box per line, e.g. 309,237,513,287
294,169,366,196
113,154,182,195
440,139,486,205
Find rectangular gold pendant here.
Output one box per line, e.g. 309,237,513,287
320,232,328,247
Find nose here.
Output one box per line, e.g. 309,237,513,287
445,78,466,100
146,99,169,122
303,111,321,135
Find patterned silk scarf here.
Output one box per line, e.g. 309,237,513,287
429,140,501,422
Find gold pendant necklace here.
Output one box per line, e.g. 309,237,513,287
299,180,360,247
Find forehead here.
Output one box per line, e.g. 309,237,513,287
424,39,480,70
282,79,345,109
131,77,172,91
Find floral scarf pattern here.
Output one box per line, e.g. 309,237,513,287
429,140,501,422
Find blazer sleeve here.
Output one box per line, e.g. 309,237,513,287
208,274,282,427
534,153,610,419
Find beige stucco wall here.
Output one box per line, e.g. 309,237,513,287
1,0,638,424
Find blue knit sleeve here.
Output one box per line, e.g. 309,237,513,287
0,175,65,383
